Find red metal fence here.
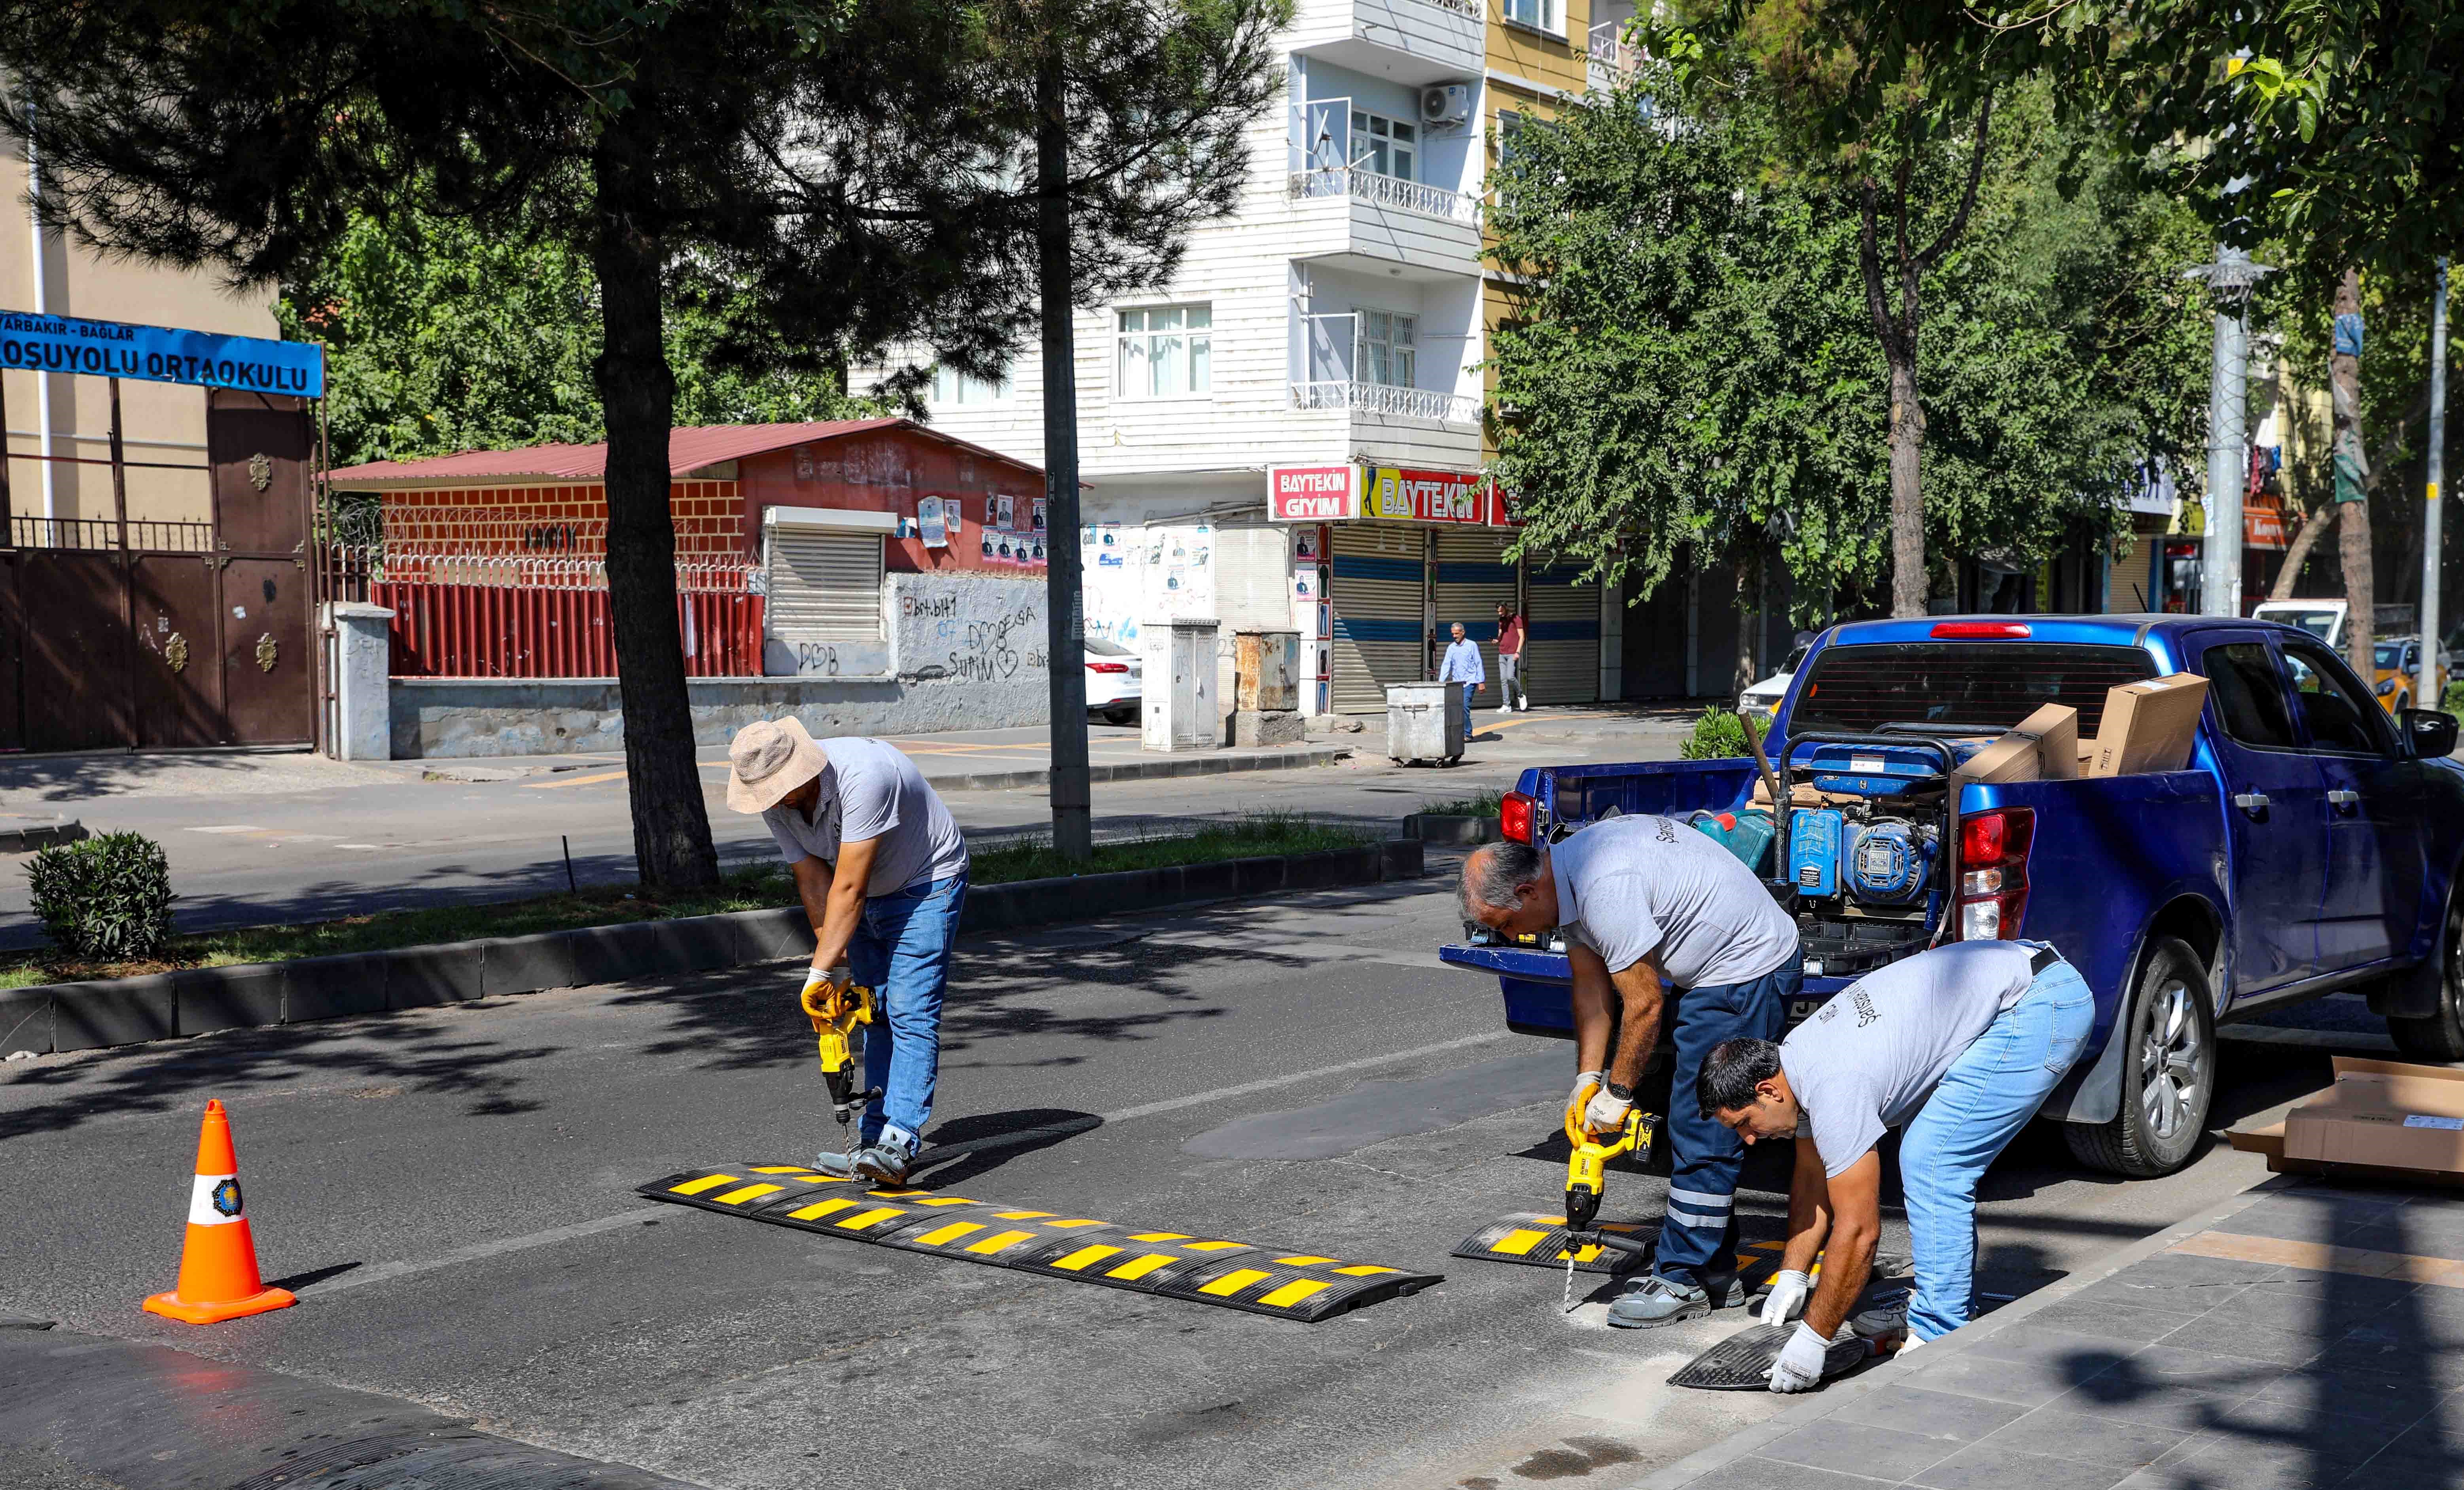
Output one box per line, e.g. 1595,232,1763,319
378,581,766,678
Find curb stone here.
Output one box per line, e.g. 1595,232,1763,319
1403,813,1498,845
0,816,84,853
4,837,1425,1058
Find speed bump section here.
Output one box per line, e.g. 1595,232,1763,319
1454,1213,1655,1275
638,1162,1441,1322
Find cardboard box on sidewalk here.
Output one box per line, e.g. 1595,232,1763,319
2085,673,2209,777
2227,1057,2464,1188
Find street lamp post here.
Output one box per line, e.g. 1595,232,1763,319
2184,246,2274,619
2422,257,2450,713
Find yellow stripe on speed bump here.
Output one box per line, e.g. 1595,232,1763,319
1259,1280,1331,1308
913,1222,986,1247
1198,1268,1274,1297
670,1173,742,1196
710,1184,784,1206
1051,1245,1123,1272
836,1207,909,1231
965,1230,1039,1255
1492,1229,1547,1257
789,1198,860,1221
1108,1253,1180,1280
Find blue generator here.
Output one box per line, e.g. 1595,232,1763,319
1787,808,1844,897
1847,820,1935,905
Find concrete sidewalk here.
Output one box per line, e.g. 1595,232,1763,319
1634,1176,2464,1490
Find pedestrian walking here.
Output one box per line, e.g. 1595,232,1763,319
1698,940,2094,1390
1438,621,1485,739
1458,818,1803,1327
1496,602,1528,713
725,717,971,1184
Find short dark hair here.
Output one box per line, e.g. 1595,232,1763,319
1697,1038,1784,1119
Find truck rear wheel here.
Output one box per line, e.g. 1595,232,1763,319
2065,936,2216,1178
2389,900,2464,1061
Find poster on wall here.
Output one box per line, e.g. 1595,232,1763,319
918,495,948,548
980,525,996,562
1032,497,1047,533
1294,529,1319,561
996,494,1015,531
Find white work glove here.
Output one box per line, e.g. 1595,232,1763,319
1760,1269,1812,1325
1581,1084,1634,1135
1767,1320,1830,1393
801,965,850,999
1566,1071,1605,1129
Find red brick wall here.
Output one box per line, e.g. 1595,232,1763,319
737,429,1047,574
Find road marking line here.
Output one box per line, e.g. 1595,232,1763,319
188,825,265,834
525,770,629,790
1095,1029,1511,1125
294,1205,673,1297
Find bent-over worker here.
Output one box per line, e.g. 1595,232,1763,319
1699,940,2093,1391
725,717,970,1184
1461,818,1802,1326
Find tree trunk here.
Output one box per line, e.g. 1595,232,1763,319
1888,352,1925,617
1734,549,1759,694
2269,502,2337,601
591,98,719,890
1038,44,1091,861
2333,268,2374,680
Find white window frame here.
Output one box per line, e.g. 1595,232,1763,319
1116,303,1213,400
1357,309,1418,389
931,363,1009,406
1496,108,1526,168
1346,108,1418,182
1500,0,1561,36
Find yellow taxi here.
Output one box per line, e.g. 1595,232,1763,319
2372,637,2450,714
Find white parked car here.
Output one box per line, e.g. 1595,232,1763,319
1738,639,1812,725
1084,635,1142,725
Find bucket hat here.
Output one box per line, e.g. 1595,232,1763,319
724,716,828,814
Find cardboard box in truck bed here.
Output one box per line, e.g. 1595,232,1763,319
2086,673,2209,777
2227,1057,2464,1188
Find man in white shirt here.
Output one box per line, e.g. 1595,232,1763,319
725,717,971,1183
1698,941,2094,1391
1461,817,1803,1327
1437,622,1485,739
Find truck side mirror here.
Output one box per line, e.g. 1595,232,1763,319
2400,707,2458,758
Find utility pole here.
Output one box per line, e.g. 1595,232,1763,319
1036,38,1092,862
2422,257,2450,713
2187,246,2272,618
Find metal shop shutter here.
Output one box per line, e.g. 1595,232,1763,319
1432,529,1517,709
1522,559,1600,705
1329,525,1426,714
767,525,884,641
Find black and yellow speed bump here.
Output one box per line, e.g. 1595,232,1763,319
639,1165,1440,1323
1453,1213,1657,1274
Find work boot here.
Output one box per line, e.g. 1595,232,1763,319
809,1148,863,1180
855,1129,919,1185
1606,1270,1748,1329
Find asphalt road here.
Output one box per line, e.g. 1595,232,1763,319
0,711,1686,948
0,864,2358,1490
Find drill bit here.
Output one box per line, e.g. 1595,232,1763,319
1563,1247,1578,1313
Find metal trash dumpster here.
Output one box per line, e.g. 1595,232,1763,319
1386,681,1464,766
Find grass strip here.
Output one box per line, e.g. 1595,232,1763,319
2,812,1375,990
1417,790,1506,820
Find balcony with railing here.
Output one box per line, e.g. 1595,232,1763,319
1287,163,1479,225
1291,379,1481,424
1587,21,1639,91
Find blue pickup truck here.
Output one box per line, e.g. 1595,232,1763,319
1439,614,2464,1177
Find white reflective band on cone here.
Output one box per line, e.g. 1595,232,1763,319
187,1172,244,1227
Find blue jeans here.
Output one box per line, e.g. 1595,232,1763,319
1460,682,1478,738
845,872,968,1142
1656,961,1797,1283
1899,955,2095,1340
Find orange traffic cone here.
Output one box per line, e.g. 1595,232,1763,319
141,1099,296,1324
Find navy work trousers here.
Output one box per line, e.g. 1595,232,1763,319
1654,961,1797,1283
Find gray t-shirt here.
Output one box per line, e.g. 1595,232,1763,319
1780,942,2036,1177
1549,815,1800,989
762,737,969,896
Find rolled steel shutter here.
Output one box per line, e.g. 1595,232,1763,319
1432,529,1517,711
1522,559,1599,704
767,527,884,641
1330,525,1425,714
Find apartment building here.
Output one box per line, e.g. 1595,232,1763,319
893,0,1645,715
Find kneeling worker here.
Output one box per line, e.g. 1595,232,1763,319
726,717,970,1184
1698,940,2093,1391
1462,821,1801,1326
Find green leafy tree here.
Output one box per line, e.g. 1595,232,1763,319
1486,70,2209,660
2,0,1281,888
280,205,881,468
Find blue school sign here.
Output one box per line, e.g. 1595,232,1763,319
0,309,323,397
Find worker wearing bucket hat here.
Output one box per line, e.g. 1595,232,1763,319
727,718,970,1183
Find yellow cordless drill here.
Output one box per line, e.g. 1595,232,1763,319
1560,1079,1659,1306
800,972,880,1148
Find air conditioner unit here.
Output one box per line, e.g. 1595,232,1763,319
1421,84,1472,127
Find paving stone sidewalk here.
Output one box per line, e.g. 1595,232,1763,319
1634,1178,2464,1490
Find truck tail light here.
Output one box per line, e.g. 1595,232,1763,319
1087,662,1129,674
1931,621,2033,639
1955,807,2034,940
1500,791,1537,845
